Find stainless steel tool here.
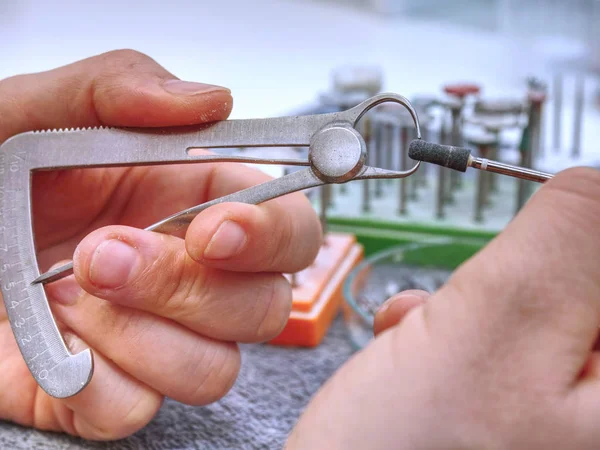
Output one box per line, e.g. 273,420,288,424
0,93,420,399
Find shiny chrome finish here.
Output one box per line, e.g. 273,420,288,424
468,156,553,183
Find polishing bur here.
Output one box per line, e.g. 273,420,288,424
408,140,553,184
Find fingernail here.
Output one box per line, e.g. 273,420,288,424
204,220,247,260
162,80,230,96
378,296,398,314
63,331,86,353
378,291,427,314
89,239,139,289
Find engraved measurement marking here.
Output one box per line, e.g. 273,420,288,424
9,299,24,309
1,150,94,396
9,154,25,172
30,348,49,361
1,262,20,272
12,316,27,328
3,279,24,291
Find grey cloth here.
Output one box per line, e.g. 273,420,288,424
0,317,355,450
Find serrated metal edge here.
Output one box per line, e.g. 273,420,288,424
31,125,111,134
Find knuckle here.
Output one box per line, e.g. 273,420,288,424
254,275,292,341
264,200,297,270
273,194,321,271
188,343,240,405
80,392,162,440
99,301,150,347
115,392,162,436
99,49,153,69
268,215,292,269
162,257,211,318
132,243,194,314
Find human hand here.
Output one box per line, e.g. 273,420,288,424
288,168,600,449
0,50,321,440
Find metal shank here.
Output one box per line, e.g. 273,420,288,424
0,92,421,398
469,156,553,183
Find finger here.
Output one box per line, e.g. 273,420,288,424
45,269,241,407
427,167,600,385
0,48,232,142
51,333,163,440
373,290,430,337
0,321,162,440
0,49,232,249
73,225,292,342
184,163,322,273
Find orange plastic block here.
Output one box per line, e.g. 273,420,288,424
269,233,363,347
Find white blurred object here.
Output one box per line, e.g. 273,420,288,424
331,65,383,95
367,0,410,14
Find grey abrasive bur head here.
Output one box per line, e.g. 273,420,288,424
408,140,471,172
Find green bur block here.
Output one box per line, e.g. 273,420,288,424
328,216,493,264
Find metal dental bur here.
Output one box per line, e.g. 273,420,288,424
408,140,553,184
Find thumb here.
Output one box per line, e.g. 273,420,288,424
0,49,232,142
426,167,600,387
373,290,430,337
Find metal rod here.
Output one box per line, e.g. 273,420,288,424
326,183,333,207
553,73,562,152
472,142,492,222
468,156,552,183
417,126,428,188
386,122,394,170
409,125,419,201
529,99,543,161
362,118,376,213
474,163,486,223
441,116,455,204
398,125,409,215
449,107,462,190
436,167,448,219
435,121,449,218
516,96,541,212
572,74,585,158
375,119,384,197
320,185,328,235
488,139,499,193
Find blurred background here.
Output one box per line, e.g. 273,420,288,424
1,0,598,118
2,0,599,225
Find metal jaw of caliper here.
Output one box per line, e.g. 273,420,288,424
0,93,421,399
